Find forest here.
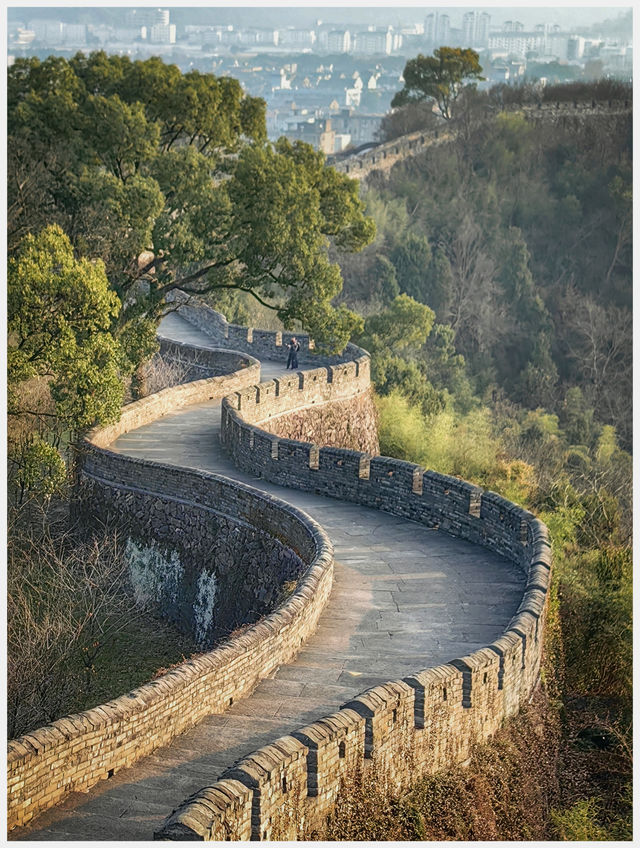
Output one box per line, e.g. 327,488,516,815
6,51,632,840
330,78,632,841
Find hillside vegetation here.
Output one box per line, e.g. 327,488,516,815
330,81,632,840
6,51,632,839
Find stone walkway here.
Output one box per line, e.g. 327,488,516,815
14,313,525,841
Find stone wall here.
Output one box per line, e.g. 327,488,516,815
153,357,552,840
6,352,335,832
329,99,631,181
7,300,552,839
89,346,260,451
167,290,370,369
79,475,305,647
264,387,379,455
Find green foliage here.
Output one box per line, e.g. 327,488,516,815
393,48,484,120
372,254,400,304
11,435,67,504
8,225,125,430
551,798,609,840
390,233,432,301
8,53,375,354
556,545,632,700
424,245,454,317
376,392,534,503
347,86,631,447
360,296,446,417
363,294,435,349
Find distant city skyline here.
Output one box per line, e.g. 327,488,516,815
7,5,633,32
8,3,632,152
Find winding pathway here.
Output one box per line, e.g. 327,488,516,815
14,313,525,841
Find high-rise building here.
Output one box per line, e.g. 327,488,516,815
463,11,476,46
327,30,351,53
150,23,176,44
354,28,392,55
424,13,436,44
436,14,450,45
28,19,64,44
489,30,547,58
567,36,586,60
64,24,87,44
278,28,315,48
476,13,491,47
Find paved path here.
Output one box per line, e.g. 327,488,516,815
14,314,525,841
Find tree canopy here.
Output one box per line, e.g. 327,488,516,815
392,48,484,120
8,225,127,430
8,52,375,359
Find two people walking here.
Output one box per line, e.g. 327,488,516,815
286,337,300,370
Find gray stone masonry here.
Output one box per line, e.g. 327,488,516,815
8,305,551,842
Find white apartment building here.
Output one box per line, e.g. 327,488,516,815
28,19,64,44
64,24,87,44
279,28,316,48
436,15,450,44
424,13,436,43
463,11,475,46
150,23,176,44
546,33,571,61
327,30,351,53
567,36,586,59
488,31,547,58
476,13,491,47
353,29,392,55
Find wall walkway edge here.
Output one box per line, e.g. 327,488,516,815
6,346,335,832
155,303,553,840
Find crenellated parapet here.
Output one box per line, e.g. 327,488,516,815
329,99,631,180
154,313,552,840
7,299,552,840
167,289,369,368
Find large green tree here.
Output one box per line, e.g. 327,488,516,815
392,48,484,120
8,53,374,356
8,225,127,430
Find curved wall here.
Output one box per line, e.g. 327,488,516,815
7,302,552,841
329,100,631,180
155,347,552,840
7,348,335,832
168,289,370,369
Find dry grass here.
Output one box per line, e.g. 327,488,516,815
323,692,562,841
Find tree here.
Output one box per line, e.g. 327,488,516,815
447,214,497,354
390,233,432,301
377,100,438,142
559,292,632,448
8,225,129,431
359,295,446,417
7,527,139,737
372,255,400,304
392,48,484,120
425,245,454,318
8,54,375,354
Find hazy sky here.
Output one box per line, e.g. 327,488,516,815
7,4,633,32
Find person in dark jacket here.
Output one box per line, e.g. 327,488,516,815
286,337,300,369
